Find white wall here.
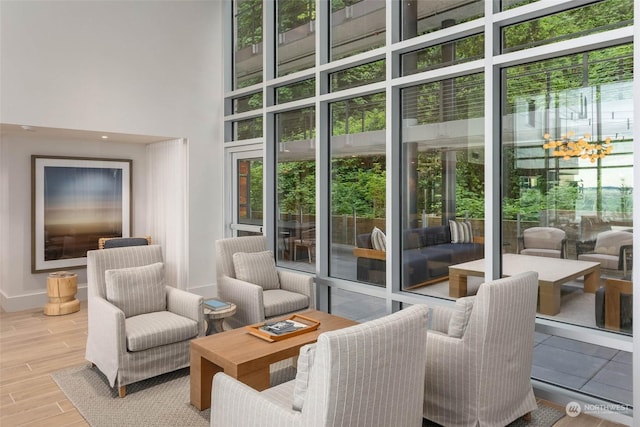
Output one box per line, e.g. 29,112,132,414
0,135,148,309
0,0,224,310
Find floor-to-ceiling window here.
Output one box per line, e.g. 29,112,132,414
224,0,637,420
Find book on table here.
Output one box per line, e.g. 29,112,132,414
204,299,231,311
259,319,307,336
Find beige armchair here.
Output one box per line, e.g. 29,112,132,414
211,304,429,427
424,272,539,427
578,230,633,276
86,245,204,397
215,235,315,329
518,227,567,258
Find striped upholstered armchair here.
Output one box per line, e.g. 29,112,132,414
423,272,539,427
85,245,204,397
215,235,315,329
211,304,429,427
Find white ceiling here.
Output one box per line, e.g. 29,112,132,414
0,123,175,145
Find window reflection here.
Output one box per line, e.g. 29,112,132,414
502,45,634,337
276,108,316,272
399,74,485,292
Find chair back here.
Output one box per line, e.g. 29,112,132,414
302,305,429,427
215,235,267,280
99,236,151,249
523,227,565,250
87,245,163,299
466,271,538,421
594,230,632,254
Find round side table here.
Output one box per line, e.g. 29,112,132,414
44,271,80,316
204,303,237,335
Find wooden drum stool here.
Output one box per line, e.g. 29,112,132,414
44,271,80,316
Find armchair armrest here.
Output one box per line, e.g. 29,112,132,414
85,297,126,387
561,238,568,258
166,286,204,336
217,275,265,326
619,244,633,275
212,373,300,426
278,270,315,309
424,333,470,405
353,247,386,261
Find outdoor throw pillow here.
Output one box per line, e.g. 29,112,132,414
449,220,473,244
292,343,317,411
371,226,387,251
448,296,475,338
105,262,166,318
233,250,280,290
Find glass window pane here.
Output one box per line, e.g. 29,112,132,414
400,74,485,293
277,0,316,77
502,0,633,53
330,60,385,92
501,0,539,12
401,34,484,77
401,0,483,41
330,93,386,284
502,44,633,342
237,158,263,227
275,78,315,104
234,0,263,89
331,0,385,61
276,107,316,272
330,288,386,322
233,92,263,114
232,117,263,141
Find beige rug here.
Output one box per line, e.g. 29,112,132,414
54,364,565,427
52,365,209,427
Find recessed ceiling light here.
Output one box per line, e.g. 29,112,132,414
101,135,109,139
21,125,34,131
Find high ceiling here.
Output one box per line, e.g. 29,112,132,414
0,123,174,145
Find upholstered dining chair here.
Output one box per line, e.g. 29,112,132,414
86,245,204,398
215,235,315,329
211,304,429,427
518,227,567,258
423,272,539,427
577,229,633,276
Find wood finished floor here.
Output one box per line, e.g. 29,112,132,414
0,303,627,427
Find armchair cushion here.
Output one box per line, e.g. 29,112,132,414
448,296,475,338
233,250,280,290
292,343,317,411
263,289,310,318
105,262,166,318
125,311,199,352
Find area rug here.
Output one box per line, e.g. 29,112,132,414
54,364,565,427
52,365,209,427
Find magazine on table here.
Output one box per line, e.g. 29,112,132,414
204,299,231,311
259,319,308,336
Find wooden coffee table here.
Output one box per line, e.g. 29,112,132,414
448,253,601,315
190,310,357,410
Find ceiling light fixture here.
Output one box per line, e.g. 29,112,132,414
101,135,109,139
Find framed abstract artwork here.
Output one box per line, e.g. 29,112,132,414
31,156,132,272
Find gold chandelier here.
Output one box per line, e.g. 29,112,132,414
542,131,613,163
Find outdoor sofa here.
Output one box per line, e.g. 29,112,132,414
354,224,484,288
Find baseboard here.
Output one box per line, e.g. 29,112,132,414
0,285,88,313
